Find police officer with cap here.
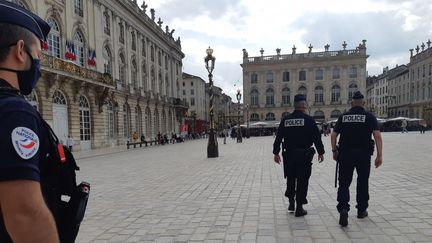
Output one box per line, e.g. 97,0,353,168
0,0,59,242
273,94,324,217
331,91,383,227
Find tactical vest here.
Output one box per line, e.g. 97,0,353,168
0,88,90,243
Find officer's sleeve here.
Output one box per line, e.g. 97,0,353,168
272,118,284,155
333,116,343,133
0,111,41,182
369,115,379,131
311,119,325,155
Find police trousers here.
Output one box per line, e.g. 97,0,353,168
283,149,313,205
337,148,371,213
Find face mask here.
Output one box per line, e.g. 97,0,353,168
0,45,41,95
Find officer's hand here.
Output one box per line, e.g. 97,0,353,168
375,155,382,168
318,154,324,163
332,151,338,161
273,154,281,164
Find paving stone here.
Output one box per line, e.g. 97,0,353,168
74,134,432,242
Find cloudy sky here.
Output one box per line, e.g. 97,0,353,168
138,0,432,100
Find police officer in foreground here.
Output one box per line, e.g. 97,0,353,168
331,91,383,227
0,1,59,242
273,94,324,217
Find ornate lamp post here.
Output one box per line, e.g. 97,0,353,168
246,103,250,138
236,89,242,143
205,47,218,158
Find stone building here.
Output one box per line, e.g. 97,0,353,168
181,73,207,121
14,0,186,151
386,65,410,118
241,41,368,123
368,65,407,118
406,40,432,122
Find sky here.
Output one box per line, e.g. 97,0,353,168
138,0,432,100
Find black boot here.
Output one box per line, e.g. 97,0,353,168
357,210,368,219
339,209,348,227
295,204,307,217
288,199,295,211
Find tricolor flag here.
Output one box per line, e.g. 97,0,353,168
88,49,96,66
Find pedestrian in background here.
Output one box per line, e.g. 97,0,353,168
331,91,383,227
66,135,74,152
273,94,324,217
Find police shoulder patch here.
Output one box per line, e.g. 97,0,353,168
11,127,40,160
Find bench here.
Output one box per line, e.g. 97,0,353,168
126,140,157,149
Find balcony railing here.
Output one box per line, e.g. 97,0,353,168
40,53,113,86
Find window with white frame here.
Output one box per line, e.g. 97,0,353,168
47,18,61,58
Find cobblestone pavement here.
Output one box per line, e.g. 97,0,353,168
75,132,432,243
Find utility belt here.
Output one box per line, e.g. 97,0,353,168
283,147,316,161
338,139,375,155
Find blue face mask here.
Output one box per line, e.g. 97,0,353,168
0,45,41,95
15,50,41,95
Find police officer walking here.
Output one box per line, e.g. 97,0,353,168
331,91,383,227
0,1,59,242
273,94,324,217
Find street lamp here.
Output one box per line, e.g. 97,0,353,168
236,89,242,143
205,47,218,158
246,103,250,138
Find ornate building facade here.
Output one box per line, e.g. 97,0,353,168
12,0,186,151
241,41,368,123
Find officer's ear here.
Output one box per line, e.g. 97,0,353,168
7,40,26,65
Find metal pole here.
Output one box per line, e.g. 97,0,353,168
207,73,219,157
237,98,242,143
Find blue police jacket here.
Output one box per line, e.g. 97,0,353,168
273,110,325,155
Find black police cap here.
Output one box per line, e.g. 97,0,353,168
352,91,364,100
294,94,306,102
0,0,50,41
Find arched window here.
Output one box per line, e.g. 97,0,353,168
158,71,163,94
298,86,307,100
265,113,275,121
118,53,125,85
266,88,274,105
331,85,341,102
150,45,155,61
315,69,323,80
145,107,152,138
25,91,38,111
313,110,325,120
314,86,324,103
119,23,124,44
250,113,260,121
103,46,112,75
47,18,60,58
123,104,130,138
251,89,259,106
52,90,67,105
330,110,341,118
79,96,91,141
131,59,137,89
282,87,290,105
107,102,116,139
348,83,358,100
103,11,110,35
165,74,169,96
73,31,85,66
135,106,141,135
131,31,136,51
141,39,146,56
151,67,156,91
74,0,83,17
142,62,147,91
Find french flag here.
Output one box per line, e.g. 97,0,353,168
88,49,96,66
